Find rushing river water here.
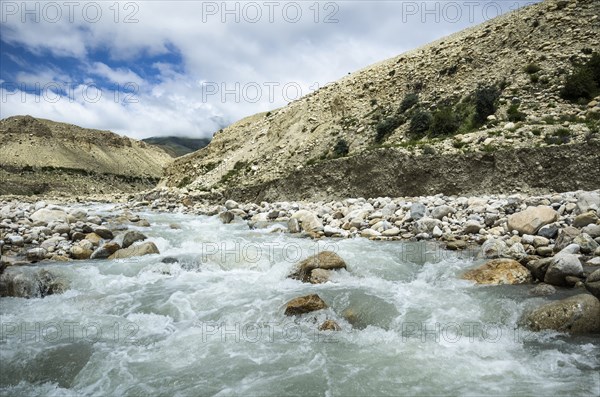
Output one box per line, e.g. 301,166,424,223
1,208,599,396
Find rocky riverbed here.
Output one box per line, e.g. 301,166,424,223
1,189,600,335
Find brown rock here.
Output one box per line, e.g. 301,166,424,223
109,242,160,259
553,226,580,252
310,269,332,284
284,294,327,316
289,251,347,283
507,206,558,235
90,242,121,260
446,239,467,250
572,211,599,228
523,294,600,334
70,246,93,260
462,259,532,285
85,233,103,246
319,320,342,331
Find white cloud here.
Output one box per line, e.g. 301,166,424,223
0,1,540,138
88,62,144,86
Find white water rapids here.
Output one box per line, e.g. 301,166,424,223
1,208,599,396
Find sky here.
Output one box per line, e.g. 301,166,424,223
0,1,540,140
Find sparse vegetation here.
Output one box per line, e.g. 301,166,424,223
430,107,460,137
399,93,419,113
375,115,403,143
507,103,526,122
408,110,433,138
544,128,571,145
543,116,556,125
524,63,541,74
560,52,600,102
422,144,436,155
474,85,501,126
452,140,467,149
482,144,497,153
333,138,350,157
177,176,191,188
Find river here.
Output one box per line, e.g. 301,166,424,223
1,207,599,396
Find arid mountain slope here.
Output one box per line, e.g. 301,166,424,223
0,115,172,196
161,0,600,201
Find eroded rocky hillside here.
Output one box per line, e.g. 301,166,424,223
0,115,172,196
161,0,600,201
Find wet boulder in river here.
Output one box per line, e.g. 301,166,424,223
289,251,347,283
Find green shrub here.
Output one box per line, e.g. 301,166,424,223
482,144,496,153
375,116,403,143
544,128,571,145
474,85,501,126
409,110,433,138
507,103,526,122
560,53,600,102
531,128,542,136
422,144,436,155
452,140,467,149
333,138,349,157
177,176,191,188
399,93,419,113
530,74,539,84
524,64,541,74
430,107,459,136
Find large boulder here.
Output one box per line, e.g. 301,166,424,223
526,257,553,281
572,211,598,228
553,226,581,252
284,294,327,316
431,205,455,220
410,203,427,221
0,268,67,298
93,226,114,240
480,238,508,259
544,253,583,286
576,191,600,214
70,246,93,260
291,210,323,232
30,208,68,225
109,242,160,259
573,233,599,254
122,231,147,249
289,251,347,283
584,269,600,300
218,211,235,224
26,248,47,262
462,259,532,285
90,242,121,260
507,206,558,235
523,294,600,334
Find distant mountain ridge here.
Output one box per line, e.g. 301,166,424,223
142,136,211,157
0,115,173,196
